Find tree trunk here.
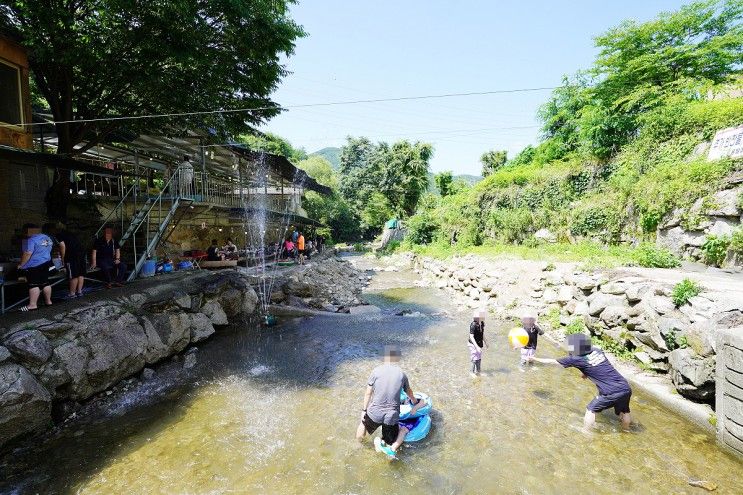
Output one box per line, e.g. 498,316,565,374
45,122,74,220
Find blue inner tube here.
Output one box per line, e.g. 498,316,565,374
399,391,432,420
399,414,431,442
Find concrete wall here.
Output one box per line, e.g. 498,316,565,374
716,327,743,456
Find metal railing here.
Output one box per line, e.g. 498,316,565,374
71,171,125,199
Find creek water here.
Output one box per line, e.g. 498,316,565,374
1,261,742,494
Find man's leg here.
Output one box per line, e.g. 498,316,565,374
583,409,597,430
41,284,52,305
475,359,481,374
390,426,409,452
68,277,77,296
356,421,368,442
27,286,40,309
620,412,632,430
77,276,85,294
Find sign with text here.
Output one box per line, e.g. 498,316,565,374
708,125,743,160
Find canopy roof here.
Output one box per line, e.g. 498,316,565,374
31,115,331,195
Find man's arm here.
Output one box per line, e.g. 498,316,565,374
404,383,419,405
114,248,121,264
90,249,97,268
530,357,560,365
535,323,545,335
362,385,373,413
18,251,32,268
468,333,481,351
58,241,66,259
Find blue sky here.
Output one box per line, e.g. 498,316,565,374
262,0,689,176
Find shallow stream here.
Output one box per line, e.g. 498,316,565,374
1,262,742,494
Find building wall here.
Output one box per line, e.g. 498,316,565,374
0,159,50,254
0,35,32,149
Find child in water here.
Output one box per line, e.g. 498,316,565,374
520,313,544,370
468,311,488,377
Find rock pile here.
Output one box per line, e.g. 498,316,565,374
269,256,366,313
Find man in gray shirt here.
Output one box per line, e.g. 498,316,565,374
356,346,420,457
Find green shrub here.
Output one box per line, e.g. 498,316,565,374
633,243,681,268
565,319,587,335
591,335,635,361
663,329,689,351
730,228,743,254
671,278,702,307
701,234,731,267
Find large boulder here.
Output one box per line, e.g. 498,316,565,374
587,293,627,317
201,300,229,326
0,346,11,363
668,348,716,401
218,288,244,317
142,312,192,364
599,306,630,327
0,363,52,448
189,313,216,343
242,287,260,315
3,330,53,366
707,187,743,217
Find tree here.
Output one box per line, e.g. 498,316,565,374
296,156,337,188
240,132,307,163
480,150,507,177
0,0,304,218
434,171,454,197
380,141,433,217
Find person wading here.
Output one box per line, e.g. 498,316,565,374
356,345,421,458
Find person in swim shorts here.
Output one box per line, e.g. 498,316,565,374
356,345,421,458
529,333,633,431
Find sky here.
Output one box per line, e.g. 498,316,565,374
261,0,690,176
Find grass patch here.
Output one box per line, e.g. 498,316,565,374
633,243,681,268
671,278,702,307
408,240,637,268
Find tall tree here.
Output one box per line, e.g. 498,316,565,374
434,171,454,197
0,0,305,218
480,150,507,177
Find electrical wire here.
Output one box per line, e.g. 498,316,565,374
4,86,556,128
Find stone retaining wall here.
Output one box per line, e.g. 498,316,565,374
717,328,743,455
0,270,259,449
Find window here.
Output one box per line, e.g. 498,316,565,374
0,59,22,126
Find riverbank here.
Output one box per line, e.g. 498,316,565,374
0,254,366,450
373,251,743,436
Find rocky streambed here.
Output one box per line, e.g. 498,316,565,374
0,254,366,450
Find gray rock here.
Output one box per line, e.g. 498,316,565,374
625,283,652,303
635,330,669,353
218,288,244,317
142,312,191,364
201,301,229,326
172,292,192,310
644,295,676,316
706,217,738,237
543,288,558,304
601,281,630,295
716,310,743,328
0,346,11,363
599,306,630,327
189,313,215,343
0,363,52,448
140,368,155,381
4,330,53,365
534,228,557,243
183,351,198,369
658,317,688,338
707,187,742,217
587,293,627,317
657,226,706,255
556,286,574,305
668,348,715,401
241,288,259,315
573,301,590,317
284,279,314,297
634,351,652,365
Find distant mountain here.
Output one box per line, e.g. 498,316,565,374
310,147,341,170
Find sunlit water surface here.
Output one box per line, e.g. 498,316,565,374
1,267,742,494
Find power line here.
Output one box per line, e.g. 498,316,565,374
5,86,556,128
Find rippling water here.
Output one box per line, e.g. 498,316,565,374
1,264,742,494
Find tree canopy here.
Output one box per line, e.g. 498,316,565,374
480,150,508,177
0,0,305,154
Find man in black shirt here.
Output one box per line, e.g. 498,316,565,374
56,228,87,298
468,311,488,376
92,228,127,286
206,239,223,261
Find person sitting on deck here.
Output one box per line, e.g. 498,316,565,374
91,228,127,287
207,239,224,261
222,238,238,259
18,223,54,311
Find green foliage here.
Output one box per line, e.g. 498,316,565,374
310,147,341,169
338,137,433,237
672,279,703,306
1,1,305,153
730,228,743,253
480,150,508,177
434,171,454,197
545,307,561,328
663,329,690,351
591,335,636,362
565,319,588,335
296,156,337,188
633,244,682,268
701,234,731,266
240,133,307,163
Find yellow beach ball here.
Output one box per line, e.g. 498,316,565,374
508,327,529,349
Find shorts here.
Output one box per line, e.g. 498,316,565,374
362,413,399,445
65,253,87,278
520,347,536,361
468,343,482,362
25,262,51,289
587,391,632,415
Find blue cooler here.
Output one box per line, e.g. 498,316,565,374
163,262,173,273
140,260,157,277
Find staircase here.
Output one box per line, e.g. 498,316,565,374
95,169,192,281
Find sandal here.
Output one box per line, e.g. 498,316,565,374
19,306,38,312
